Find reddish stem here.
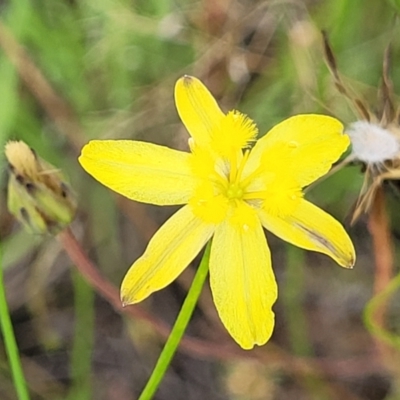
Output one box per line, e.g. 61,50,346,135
367,187,393,358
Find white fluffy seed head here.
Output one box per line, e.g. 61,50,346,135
346,121,400,163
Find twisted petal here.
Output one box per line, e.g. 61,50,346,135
175,76,225,147
209,212,277,349
244,114,349,187
79,140,197,205
258,200,355,268
121,206,214,304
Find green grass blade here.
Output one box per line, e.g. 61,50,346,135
0,241,31,400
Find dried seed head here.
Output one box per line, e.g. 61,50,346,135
322,32,400,224
346,121,400,164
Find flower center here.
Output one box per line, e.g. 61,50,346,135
226,182,244,200
188,149,253,223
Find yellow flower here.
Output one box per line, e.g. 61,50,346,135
79,76,355,349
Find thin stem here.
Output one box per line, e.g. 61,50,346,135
0,242,30,400
66,270,94,400
138,241,212,400
364,272,400,349
365,186,399,375
283,247,311,357
367,187,393,334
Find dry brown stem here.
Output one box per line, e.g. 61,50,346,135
367,186,395,365
368,188,393,322
0,20,84,152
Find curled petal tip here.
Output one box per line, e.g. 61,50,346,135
342,255,356,269
121,290,140,306
181,75,194,85
120,294,133,307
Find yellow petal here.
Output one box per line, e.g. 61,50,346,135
79,140,197,205
121,205,214,304
209,214,277,349
244,114,349,187
258,199,355,268
175,76,225,147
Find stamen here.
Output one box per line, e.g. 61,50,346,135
229,150,250,184
240,164,262,190
236,150,250,183
228,150,238,183
243,190,268,200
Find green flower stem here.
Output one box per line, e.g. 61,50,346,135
364,271,400,349
0,243,30,400
67,270,95,400
282,246,311,357
138,241,212,400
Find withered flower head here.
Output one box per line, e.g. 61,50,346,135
5,141,77,235
323,32,400,224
